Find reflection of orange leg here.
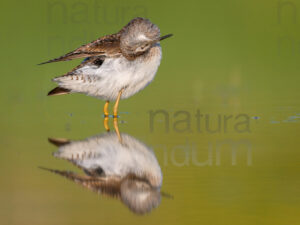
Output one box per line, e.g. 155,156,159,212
113,118,122,143
103,101,109,117
104,116,110,132
113,89,124,118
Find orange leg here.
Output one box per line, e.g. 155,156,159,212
103,116,110,132
113,117,122,143
103,101,109,117
113,89,124,118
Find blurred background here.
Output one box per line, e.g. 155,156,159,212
1,0,300,224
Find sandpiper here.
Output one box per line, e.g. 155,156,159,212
40,17,172,117
41,130,163,214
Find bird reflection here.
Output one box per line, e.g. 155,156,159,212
40,118,164,214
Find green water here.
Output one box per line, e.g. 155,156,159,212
1,0,300,224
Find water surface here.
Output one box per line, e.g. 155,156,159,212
1,0,300,224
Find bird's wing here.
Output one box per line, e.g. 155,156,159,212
39,167,122,197
38,33,121,65
53,56,104,79
69,56,104,73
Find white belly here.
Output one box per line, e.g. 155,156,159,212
55,46,162,101
53,132,163,188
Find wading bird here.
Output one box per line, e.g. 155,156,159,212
40,17,172,117
40,128,164,214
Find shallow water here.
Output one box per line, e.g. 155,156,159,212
1,0,300,224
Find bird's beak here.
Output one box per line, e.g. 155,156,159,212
157,34,173,42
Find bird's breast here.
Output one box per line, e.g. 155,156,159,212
119,45,162,99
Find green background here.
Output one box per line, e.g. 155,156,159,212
1,0,300,224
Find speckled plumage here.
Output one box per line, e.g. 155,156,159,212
43,132,162,214
53,44,162,100
53,132,162,187
40,17,172,101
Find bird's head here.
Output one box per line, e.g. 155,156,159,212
120,17,172,58
120,177,161,214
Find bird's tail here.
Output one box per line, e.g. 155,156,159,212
48,137,70,147
48,87,70,96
